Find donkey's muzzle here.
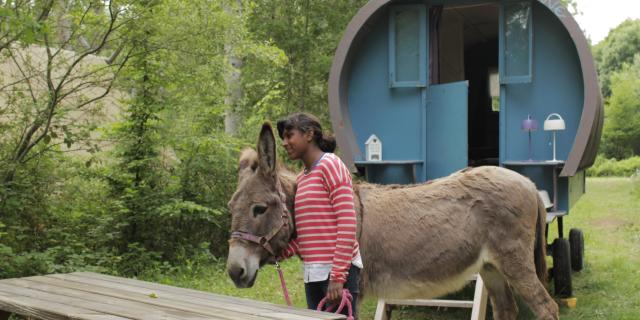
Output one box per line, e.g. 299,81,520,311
227,263,257,288
227,244,260,288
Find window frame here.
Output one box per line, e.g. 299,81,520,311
388,4,428,88
499,0,534,84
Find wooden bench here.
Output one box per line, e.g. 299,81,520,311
0,272,345,320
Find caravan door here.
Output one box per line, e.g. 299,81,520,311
426,81,469,180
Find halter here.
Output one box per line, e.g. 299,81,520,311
229,183,291,258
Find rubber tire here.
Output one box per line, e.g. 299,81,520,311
569,228,585,272
552,238,573,297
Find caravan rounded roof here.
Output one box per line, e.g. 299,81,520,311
328,0,603,177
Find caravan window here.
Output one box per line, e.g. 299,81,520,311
500,1,533,83
389,5,427,88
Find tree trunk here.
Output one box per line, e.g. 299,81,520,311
223,0,243,136
57,0,72,49
224,55,242,136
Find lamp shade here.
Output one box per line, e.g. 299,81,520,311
522,115,538,131
544,113,566,131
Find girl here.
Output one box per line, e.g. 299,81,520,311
276,112,362,319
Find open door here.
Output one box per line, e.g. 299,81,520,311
426,81,469,180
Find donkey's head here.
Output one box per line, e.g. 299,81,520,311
226,123,294,288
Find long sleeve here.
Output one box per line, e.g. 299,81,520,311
279,238,300,260
320,159,357,283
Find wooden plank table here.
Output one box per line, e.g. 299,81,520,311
0,272,345,320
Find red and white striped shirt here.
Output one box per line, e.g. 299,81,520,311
281,153,361,283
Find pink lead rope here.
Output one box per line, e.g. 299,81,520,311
275,261,293,307
276,263,354,320
317,289,355,320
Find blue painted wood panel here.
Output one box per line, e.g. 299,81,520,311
512,167,565,212
348,8,426,182
427,81,469,180
501,2,585,212
344,0,585,200
501,2,584,164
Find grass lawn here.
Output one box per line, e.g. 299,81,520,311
142,177,640,319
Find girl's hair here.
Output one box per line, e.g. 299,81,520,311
276,112,336,153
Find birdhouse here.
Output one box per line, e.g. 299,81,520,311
365,134,382,161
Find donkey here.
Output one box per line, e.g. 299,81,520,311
227,123,559,320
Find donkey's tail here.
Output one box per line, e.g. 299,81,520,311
534,194,548,284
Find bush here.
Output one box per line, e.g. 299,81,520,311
587,156,640,177
0,131,242,280
0,244,54,279
0,154,126,279
599,55,640,159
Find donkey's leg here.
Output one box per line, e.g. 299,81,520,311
479,264,518,320
496,253,559,320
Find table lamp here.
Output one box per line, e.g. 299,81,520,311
544,113,565,162
521,114,538,161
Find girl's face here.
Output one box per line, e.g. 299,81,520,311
282,128,313,160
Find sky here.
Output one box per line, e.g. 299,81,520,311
573,0,640,45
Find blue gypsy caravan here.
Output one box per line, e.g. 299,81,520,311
328,0,603,296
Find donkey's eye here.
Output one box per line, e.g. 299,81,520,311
253,205,268,217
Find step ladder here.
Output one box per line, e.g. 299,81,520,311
374,274,488,320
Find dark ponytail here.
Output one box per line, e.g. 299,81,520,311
276,112,336,153
317,132,336,153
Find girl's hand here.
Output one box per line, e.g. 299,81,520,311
326,280,344,303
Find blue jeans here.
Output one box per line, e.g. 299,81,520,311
304,264,360,319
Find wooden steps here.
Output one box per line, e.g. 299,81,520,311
374,274,488,320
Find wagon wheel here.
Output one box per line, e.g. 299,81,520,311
569,228,585,272
552,238,572,297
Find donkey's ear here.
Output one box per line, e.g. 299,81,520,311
257,122,277,175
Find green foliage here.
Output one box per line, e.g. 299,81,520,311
587,156,640,177
0,152,58,250
0,246,53,279
0,0,133,228
0,0,367,281
593,19,640,97
599,55,640,159
243,0,368,123
0,152,122,278
0,1,52,48
101,0,252,270
559,0,579,16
